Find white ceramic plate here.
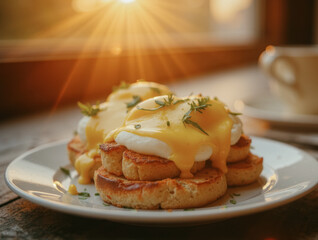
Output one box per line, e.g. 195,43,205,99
5,137,318,225
235,94,318,128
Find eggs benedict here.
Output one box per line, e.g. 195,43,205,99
67,81,172,184
94,95,263,209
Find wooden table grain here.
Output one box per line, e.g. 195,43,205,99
1,66,317,240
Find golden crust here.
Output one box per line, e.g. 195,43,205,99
100,142,127,176
67,135,86,165
227,135,251,163
122,150,205,181
94,166,227,209
100,142,205,180
226,153,263,186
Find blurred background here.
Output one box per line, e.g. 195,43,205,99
0,0,317,119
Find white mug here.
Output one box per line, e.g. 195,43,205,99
259,45,318,114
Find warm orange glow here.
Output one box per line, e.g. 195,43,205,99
32,0,256,112
210,0,252,22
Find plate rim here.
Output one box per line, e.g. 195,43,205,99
5,137,318,224
239,95,318,126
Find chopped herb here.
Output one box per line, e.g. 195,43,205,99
250,145,255,150
95,193,100,196
182,97,211,135
103,203,110,206
137,94,175,111
112,81,130,92
213,96,219,101
60,167,70,177
229,110,242,116
232,193,241,197
183,118,209,136
123,206,134,209
73,130,78,136
78,101,100,117
78,192,90,198
79,197,88,200
126,95,141,108
134,124,141,129
230,199,237,204
184,208,195,211
150,87,161,94
167,121,170,127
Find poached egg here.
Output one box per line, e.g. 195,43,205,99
75,81,172,184
105,95,242,178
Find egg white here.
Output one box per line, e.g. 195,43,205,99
77,114,242,161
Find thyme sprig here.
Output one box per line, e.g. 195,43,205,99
228,110,242,116
60,167,71,177
136,94,175,111
126,95,141,108
78,101,100,117
182,97,212,135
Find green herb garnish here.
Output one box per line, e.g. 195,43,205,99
182,97,211,135
78,192,90,198
60,167,70,177
230,199,237,204
137,94,175,111
103,203,110,206
184,208,195,211
126,95,141,108
134,124,141,129
95,193,100,196
123,206,134,209
112,81,130,92
78,101,100,117
167,121,170,127
229,110,242,116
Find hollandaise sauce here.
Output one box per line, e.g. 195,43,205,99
85,102,127,150
75,81,172,184
105,96,233,178
68,184,78,195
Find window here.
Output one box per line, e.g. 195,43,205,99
0,0,261,59
1,0,316,119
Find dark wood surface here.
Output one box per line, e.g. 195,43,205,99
1,66,317,240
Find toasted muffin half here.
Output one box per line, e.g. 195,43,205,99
122,150,206,181
100,142,205,180
100,142,127,176
67,135,86,165
227,134,251,163
226,153,263,186
94,166,227,209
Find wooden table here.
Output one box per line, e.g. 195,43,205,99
1,66,317,240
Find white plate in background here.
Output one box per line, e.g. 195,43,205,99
5,137,318,225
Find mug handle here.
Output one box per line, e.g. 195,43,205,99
259,49,298,89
